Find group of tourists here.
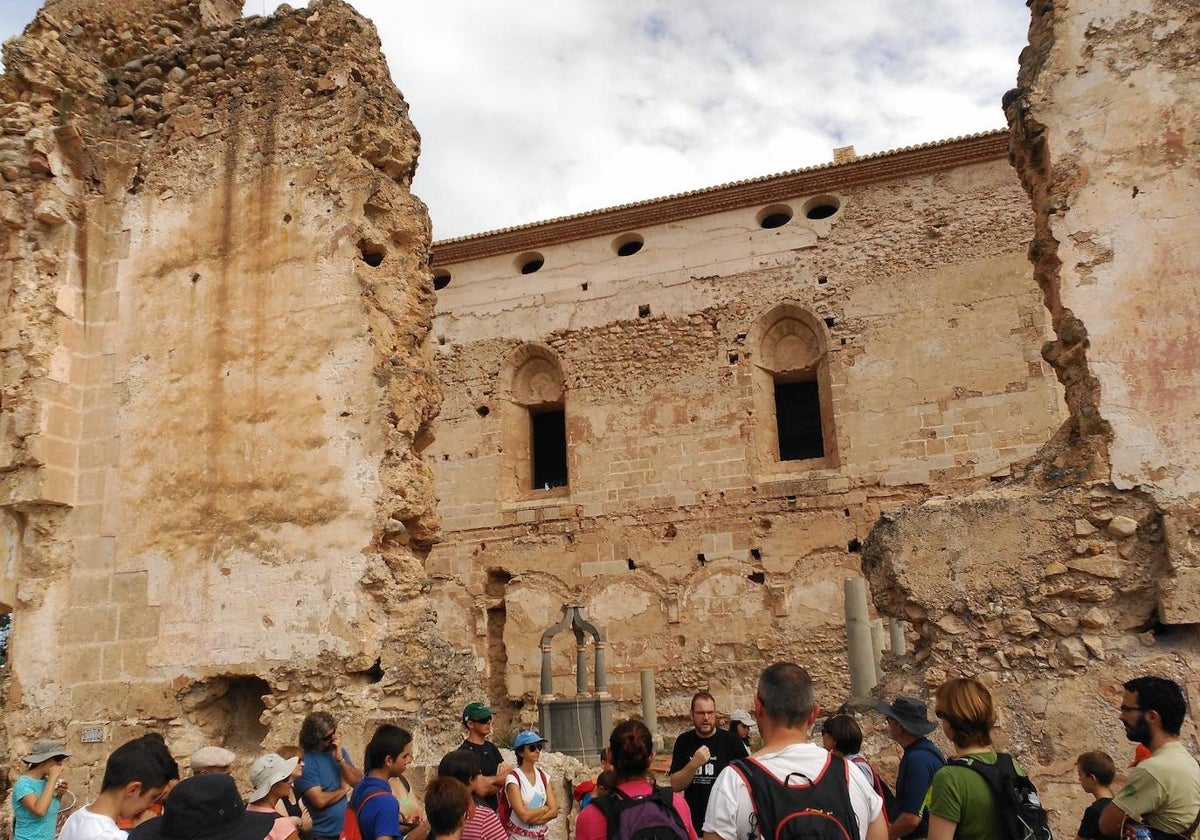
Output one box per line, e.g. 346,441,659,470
11,670,1200,840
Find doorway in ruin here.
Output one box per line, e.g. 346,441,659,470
184,675,271,755
485,569,511,735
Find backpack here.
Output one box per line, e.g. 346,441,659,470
498,768,551,838
731,754,860,840
948,753,1052,840
592,785,689,840
340,791,389,840
848,756,894,826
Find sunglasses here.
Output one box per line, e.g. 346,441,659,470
470,716,493,724
321,731,337,741
524,745,542,753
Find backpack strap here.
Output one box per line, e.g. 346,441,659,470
351,791,390,835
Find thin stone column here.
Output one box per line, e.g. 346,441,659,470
844,578,877,700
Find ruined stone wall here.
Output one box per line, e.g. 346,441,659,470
864,1,1200,835
428,151,1067,730
1,0,472,799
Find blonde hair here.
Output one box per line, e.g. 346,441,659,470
935,678,995,748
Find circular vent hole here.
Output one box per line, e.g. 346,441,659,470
516,252,545,274
613,233,644,257
757,205,793,229
804,195,841,220
433,271,451,290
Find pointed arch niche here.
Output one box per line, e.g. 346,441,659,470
748,304,839,472
500,344,569,499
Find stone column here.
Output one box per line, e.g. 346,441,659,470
870,618,886,683
640,668,658,743
889,618,907,655
844,578,877,700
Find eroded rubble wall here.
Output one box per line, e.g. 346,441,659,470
428,146,1067,730
864,1,1200,834
1,0,471,795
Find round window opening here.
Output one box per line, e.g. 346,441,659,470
757,205,794,229
803,195,841,220
613,233,644,257
433,271,451,291
517,252,545,274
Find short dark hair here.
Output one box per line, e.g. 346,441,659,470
691,691,715,711
299,712,336,752
101,737,177,792
1125,676,1187,735
757,662,814,728
364,724,412,772
1077,751,1116,785
822,714,863,755
437,750,481,784
425,776,470,838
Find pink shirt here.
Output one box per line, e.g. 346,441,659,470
575,780,697,840
247,804,297,840
462,805,508,840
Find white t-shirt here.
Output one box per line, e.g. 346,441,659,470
58,806,128,840
703,742,882,840
505,768,549,833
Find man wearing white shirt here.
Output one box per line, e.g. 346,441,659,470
702,662,887,840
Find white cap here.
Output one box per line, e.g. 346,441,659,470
730,709,756,728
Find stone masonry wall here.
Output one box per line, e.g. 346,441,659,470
428,151,1067,731
1,0,472,800
864,2,1200,836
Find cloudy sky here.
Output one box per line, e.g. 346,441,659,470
1,1,1030,240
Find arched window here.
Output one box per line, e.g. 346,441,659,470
749,305,838,469
502,345,568,492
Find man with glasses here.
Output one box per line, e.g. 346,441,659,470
1098,676,1200,839
296,712,363,840
875,695,944,840
456,702,512,810
670,691,749,833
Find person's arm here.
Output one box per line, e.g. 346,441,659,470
888,813,921,840
927,814,957,840
302,784,349,811
19,774,63,819
670,745,711,792
336,746,364,786
405,820,430,840
505,778,550,825
1098,802,1130,838
866,813,889,840
540,772,559,822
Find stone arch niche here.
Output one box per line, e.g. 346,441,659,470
499,344,569,499
748,304,839,472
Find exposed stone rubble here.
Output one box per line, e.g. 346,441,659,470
1,0,475,801
865,1,1200,836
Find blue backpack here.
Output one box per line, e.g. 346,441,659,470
593,786,690,840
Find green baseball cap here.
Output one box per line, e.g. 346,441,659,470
462,701,493,723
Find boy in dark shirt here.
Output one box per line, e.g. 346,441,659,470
1075,751,1118,840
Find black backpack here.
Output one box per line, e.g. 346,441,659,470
593,785,690,840
947,753,1053,840
731,754,860,840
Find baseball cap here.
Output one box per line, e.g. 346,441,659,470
462,701,493,723
730,709,756,728
513,731,548,750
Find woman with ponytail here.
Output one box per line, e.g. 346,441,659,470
575,720,697,840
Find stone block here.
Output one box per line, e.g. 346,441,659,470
62,644,104,684
1158,567,1200,625
61,606,119,645
111,571,148,607
69,573,112,607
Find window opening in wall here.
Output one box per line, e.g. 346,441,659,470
757,204,794,229
804,195,841,220
517,252,545,274
613,233,644,256
530,407,568,489
775,378,825,461
0,610,10,667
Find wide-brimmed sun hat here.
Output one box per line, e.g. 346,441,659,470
247,753,298,803
876,696,938,737
129,775,277,840
23,740,70,765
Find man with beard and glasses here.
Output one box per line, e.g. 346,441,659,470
1098,677,1200,840
670,691,749,833
296,712,363,840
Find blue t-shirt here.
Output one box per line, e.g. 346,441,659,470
12,775,58,840
896,738,946,836
298,748,355,838
349,777,401,840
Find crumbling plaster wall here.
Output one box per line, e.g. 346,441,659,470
1,0,471,797
428,154,1067,729
863,1,1200,835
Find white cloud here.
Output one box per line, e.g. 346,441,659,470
1,0,1030,239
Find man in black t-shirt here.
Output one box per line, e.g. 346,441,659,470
456,701,511,811
669,691,749,832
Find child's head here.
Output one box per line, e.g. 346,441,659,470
599,746,613,772
595,771,616,797
1076,751,1115,792
821,714,863,757
437,750,491,800
101,737,178,818
364,724,413,776
425,776,471,838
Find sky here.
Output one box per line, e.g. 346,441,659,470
0,1,1030,241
